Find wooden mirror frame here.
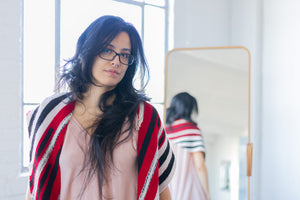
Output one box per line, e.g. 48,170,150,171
163,46,253,200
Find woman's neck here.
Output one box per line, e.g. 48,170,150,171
73,85,115,133
81,84,114,111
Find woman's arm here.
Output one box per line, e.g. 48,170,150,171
192,151,211,200
160,186,171,200
25,182,31,200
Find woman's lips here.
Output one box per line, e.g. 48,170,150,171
105,69,120,76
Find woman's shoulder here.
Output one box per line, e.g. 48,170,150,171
170,119,200,130
136,101,161,127
27,92,71,120
138,101,160,116
40,92,71,106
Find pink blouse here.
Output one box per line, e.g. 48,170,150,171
59,116,138,200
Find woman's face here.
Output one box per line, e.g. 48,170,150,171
91,31,131,91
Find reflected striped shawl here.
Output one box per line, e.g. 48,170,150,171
165,119,205,153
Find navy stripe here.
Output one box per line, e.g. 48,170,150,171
30,128,54,193
158,130,165,147
37,164,51,200
138,107,157,172
181,145,205,149
28,106,39,138
43,147,62,199
157,113,161,127
177,140,203,144
159,140,170,166
159,153,175,185
36,128,54,158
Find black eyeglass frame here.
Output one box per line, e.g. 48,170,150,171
98,49,135,65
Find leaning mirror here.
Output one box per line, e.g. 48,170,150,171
164,47,252,200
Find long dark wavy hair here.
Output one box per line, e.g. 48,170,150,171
59,15,149,198
166,92,198,125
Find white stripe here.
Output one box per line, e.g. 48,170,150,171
157,121,164,140
155,189,159,200
171,119,188,125
158,134,169,173
184,146,206,153
139,151,158,200
176,140,204,147
167,128,202,138
159,143,174,190
171,141,206,153
169,135,203,143
137,103,144,130
32,113,72,197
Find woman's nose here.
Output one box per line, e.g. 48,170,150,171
111,55,120,68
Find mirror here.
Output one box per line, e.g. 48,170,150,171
164,47,252,200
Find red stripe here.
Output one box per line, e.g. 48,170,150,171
137,102,159,199
50,171,61,200
38,124,68,200
137,103,151,198
138,131,157,196
168,133,201,140
138,127,157,175
144,165,159,199
167,127,202,136
166,123,199,133
31,101,75,197
50,124,67,200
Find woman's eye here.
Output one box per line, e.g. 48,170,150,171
102,48,112,54
121,53,130,59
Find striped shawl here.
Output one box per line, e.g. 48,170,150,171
27,93,175,200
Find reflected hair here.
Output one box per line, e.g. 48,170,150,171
166,92,198,125
58,15,149,198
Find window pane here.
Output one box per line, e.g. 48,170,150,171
60,0,142,64
23,0,55,103
131,0,143,3
144,5,165,103
145,0,165,7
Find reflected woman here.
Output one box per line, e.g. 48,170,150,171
165,92,210,200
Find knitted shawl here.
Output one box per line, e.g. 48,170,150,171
27,93,174,200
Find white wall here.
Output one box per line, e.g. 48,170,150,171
230,1,263,199
173,0,300,199
260,0,300,199
173,0,232,48
0,0,28,199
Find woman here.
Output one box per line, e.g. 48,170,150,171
165,92,210,200
25,15,175,200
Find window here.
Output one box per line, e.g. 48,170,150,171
22,0,169,171
22,0,56,172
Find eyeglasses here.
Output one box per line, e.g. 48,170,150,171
98,48,134,65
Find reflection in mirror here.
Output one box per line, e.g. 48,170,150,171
164,47,250,200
